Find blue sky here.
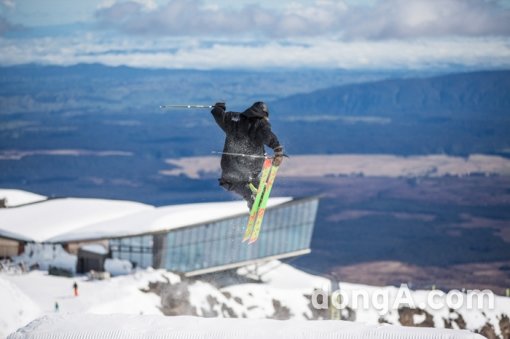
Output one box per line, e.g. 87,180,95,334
1,0,510,69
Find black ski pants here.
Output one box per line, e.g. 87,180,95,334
219,177,260,210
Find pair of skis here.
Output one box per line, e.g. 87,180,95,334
242,157,280,244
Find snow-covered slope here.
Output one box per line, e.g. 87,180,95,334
1,261,508,338
0,269,178,320
8,314,482,339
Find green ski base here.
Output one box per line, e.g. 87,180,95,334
247,164,279,244
242,158,272,242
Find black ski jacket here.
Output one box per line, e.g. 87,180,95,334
211,103,281,183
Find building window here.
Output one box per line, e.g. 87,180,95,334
162,198,319,273
109,198,318,273
110,235,153,268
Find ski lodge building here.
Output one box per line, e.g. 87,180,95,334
0,189,319,277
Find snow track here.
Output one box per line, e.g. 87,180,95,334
8,314,483,339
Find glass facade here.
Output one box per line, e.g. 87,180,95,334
110,235,153,268
109,198,319,273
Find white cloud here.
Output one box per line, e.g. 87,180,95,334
1,34,509,70
3,0,510,69
98,0,156,10
94,0,510,39
97,0,116,9
344,0,510,39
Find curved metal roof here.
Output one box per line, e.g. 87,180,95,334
0,189,47,207
0,197,153,242
49,198,292,243
0,193,292,243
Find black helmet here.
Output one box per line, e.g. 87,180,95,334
242,101,269,119
254,101,269,117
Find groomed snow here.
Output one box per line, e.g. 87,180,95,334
48,197,292,243
8,314,483,339
0,189,46,207
0,198,154,242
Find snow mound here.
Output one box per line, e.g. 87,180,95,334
238,260,330,290
12,243,77,273
104,258,132,276
0,277,41,339
8,314,483,339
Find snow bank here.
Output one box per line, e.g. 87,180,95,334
337,281,510,335
0,277,41,339
1,268,181,338
238,260,330,290
104,258,132,276
7,314,483,339
1,262,506,338
12,243,77,273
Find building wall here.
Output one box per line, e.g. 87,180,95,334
0,237,21,258
110,198,319,274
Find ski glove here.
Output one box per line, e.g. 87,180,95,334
214,102,226,110
273,146,284,166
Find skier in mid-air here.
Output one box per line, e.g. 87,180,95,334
211,101,284,209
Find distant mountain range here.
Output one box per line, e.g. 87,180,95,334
1,66,510,201
0,65,509,163
266,70,510,156
271,70,510,118
0,63,412,115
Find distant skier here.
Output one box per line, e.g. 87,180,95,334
73,281,79,297
211,102,284,209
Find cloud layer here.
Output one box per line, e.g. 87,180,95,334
1,0,510,69
95,0,510,39
1,34,509,70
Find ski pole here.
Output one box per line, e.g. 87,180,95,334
212,151,289,159
212,151,269,159
160,104,213,109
